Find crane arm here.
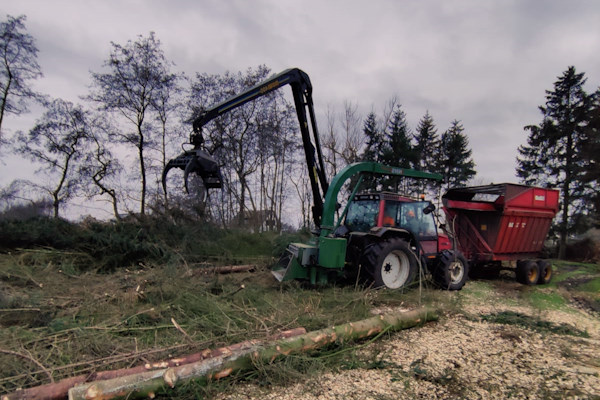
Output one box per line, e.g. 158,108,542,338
164,68,329,226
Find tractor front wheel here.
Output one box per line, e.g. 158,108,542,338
364,239,417,289
433,250,469,290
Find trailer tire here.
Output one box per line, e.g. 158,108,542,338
516,260,539,285
537,260,552,284
433,250,469,290
364,239,417,289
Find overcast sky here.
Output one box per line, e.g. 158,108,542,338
1,0,599,218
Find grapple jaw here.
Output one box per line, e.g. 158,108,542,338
162,148,223,194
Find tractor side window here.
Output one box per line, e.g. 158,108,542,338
399,202,437,239
382,202,399,226
417,207,437,238
345,200,379,232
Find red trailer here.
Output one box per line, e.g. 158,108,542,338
442,183,559,285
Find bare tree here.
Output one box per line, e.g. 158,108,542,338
322,101,363,177
290,161,312,230
256,100,297,231
150,70,184,207
88,32,177,215
0,15,43,143
339,100,363,164
14,99,89,218
322,104,341,177
0,179,52,220
189,66,297,228
78,117,121,219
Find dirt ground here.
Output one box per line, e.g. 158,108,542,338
220,277,600,400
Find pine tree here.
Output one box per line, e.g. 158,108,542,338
360,111,383,162
379,105,415,192
517,66,595,257
580,88,600,228
438,120,476,190
381,104,415,168
413,111,441,195
414,112,439,169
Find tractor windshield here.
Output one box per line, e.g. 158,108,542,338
344,199,437,238
345,199,379,232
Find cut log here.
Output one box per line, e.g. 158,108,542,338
2,328,305,400
67,307,437,400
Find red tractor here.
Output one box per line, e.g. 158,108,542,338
340,191,468,290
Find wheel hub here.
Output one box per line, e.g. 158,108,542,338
381,251,410,289
449,261,464,283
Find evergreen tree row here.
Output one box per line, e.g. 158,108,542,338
360,105,476,193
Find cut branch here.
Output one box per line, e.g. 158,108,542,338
67,307,437,400
0,348,53,383
194,264,256,275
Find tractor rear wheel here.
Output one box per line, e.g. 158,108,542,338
433,250,469,290
363,239,417,289
537,260,552,284
516,260,539,285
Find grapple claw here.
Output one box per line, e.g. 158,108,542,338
183,157,200,193
162,148,223,195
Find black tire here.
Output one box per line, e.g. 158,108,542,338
537,260,553,284
433,250,469,290
363,239,418,289
515,260,539,285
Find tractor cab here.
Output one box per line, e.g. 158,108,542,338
344,193,451,258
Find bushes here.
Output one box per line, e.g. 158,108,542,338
0,216,281,271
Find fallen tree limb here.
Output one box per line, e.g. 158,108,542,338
3,328,305,400
67,307,438,400
196,264,256,275
0,348,53,383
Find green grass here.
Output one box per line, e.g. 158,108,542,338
0,255,400,393
579,277,600,293
526,291,568,311
460,280,495,299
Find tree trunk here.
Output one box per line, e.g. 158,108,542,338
138,137,146,215
559,129,574,259
160,115,169,209
52,192,60,219
4,329,306,400
67,307,437,400
0,72,12,140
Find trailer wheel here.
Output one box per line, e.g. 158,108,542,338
364,239,417,289
516,260,539,285
537,260,552,284
433,250,469,290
